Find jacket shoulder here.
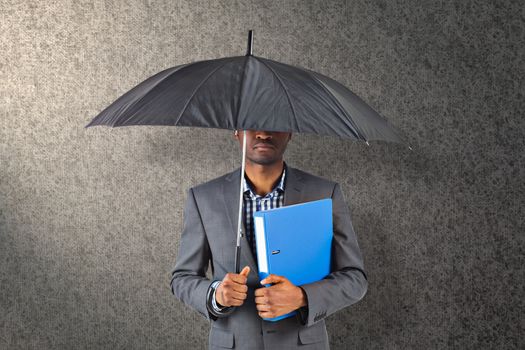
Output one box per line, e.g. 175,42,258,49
190,169,236,196
290,166,338,189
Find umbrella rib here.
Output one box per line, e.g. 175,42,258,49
234,56,249,127
252,56,300,132
304,70,365,141
98,64,188,127
174,58,235,126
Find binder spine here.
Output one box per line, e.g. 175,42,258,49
254,215,269,280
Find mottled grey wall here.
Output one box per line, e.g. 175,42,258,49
1,0,523,349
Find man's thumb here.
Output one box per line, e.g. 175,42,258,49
240,266,250,277
260,274,284,285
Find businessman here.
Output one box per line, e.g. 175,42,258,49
170,130,367,349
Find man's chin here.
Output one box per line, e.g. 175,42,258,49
248,157,281,166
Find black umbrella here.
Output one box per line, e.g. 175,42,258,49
86,30,411,273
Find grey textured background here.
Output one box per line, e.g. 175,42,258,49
1,0,523,349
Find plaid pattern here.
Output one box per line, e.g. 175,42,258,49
242,163,287,257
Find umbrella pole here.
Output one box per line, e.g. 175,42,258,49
234,130,247,273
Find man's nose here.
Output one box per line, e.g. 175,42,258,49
255,131,272,139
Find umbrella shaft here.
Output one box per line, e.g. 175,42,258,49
235,131,247,273
246,30,253,56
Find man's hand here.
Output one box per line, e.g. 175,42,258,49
255,274,307,319
216,266,250,307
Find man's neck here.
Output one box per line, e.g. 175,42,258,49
244,160,284,196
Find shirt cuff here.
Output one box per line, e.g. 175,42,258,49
211,280,227,311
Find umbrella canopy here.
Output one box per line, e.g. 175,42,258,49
85,30,410,275
85,31,408,147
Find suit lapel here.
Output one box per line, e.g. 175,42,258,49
283,165,304,206
222,164,305,274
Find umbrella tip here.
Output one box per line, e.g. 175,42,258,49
365,140,370,146
246,30,253,56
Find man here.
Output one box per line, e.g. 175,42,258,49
170,130,367,349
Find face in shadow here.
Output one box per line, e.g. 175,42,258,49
234,130,292,166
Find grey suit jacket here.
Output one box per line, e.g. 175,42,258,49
170,165,368,349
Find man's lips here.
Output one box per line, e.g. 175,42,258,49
254,143,275,149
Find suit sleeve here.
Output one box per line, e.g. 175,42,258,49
298,182,368,327
170,188,228,321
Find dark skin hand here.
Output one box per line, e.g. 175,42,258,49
216,266,251,307
255,274,307,319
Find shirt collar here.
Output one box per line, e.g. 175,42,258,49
243,161,287,198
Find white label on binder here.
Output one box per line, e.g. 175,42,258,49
254,216,268,273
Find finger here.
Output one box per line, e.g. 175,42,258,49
227,290,248,301
227,272,248,285
258,310,273,318
221,294,245,307
261,274,284,284
231,281,248,293
260,274,285,285
230,283,248,294
255,303,271,312
254,296,268,305
218,285,247,303
229,298,245,306
254,287,266,297
220,282,247,299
